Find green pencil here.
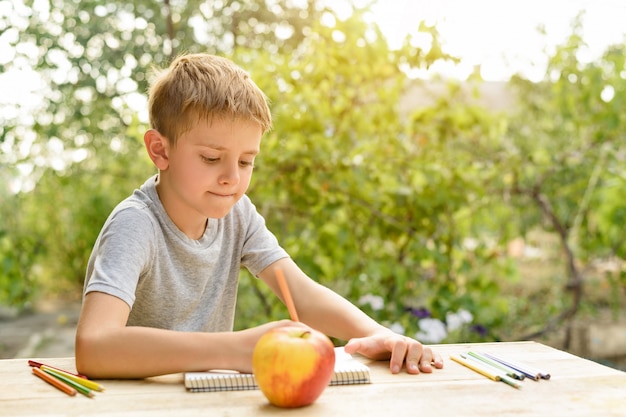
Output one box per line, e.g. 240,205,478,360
460,353,522,389
42,368,95,398
498,372,523,389
467,351,525,380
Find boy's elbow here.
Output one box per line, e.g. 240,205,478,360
74,329,106,378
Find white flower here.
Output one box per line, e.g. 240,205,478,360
358,294,385,311
446,309,474,331
416,318,448,343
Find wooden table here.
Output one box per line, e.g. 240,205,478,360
2,341,625,416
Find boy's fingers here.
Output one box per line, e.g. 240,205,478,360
389,339,408,374
343,339,361,354
433,351,445,369
405,343,424,374
417,348,434,373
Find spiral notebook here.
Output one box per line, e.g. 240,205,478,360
185,347,371,392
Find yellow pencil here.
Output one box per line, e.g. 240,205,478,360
41,365,105,392
42,368,95,398
451,354,521,389
450,354,499,381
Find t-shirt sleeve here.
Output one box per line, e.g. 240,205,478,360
84,205,154,308
239,196,289,277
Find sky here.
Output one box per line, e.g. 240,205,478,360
3,0,626,114
362,0,626,81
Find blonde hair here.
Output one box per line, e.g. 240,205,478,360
147,53,272,144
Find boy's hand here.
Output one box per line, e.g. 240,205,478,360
233,320,310,373
344,332,444,374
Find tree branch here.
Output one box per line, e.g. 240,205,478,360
517,186,584,347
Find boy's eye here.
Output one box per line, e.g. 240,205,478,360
201,155,254,167
201,155,219,163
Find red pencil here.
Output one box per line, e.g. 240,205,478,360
28,360,89,379
32,367,77,396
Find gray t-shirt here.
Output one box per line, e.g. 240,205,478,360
83,175,289,332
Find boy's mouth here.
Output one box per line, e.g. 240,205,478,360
209,191,236,198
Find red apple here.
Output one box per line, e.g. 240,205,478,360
252,326,336,408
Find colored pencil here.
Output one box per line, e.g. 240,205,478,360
275,267,299,322
32,367,77,396
41,368,94,398
495,370,523,389
28,360,88,379
467,351,525,380
482,352,548,381
451,354,499,381
452,354,521,389
40,365,105,392
464,354,522,389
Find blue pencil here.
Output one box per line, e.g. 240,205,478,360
455,354,522,389
482,352,549,380
467,351,525,380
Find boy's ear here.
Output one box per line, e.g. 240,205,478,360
144,129,170,170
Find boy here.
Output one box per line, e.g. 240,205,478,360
75,53,444,378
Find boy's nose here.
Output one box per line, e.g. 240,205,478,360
218,163,240,185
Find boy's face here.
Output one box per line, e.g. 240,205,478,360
156,116,261,235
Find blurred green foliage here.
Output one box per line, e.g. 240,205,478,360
1,2,625,343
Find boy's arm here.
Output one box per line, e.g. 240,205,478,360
75,291,300,379
258,257,444,374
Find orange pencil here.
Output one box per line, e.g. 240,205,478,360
275,267,299,322
32,366,77,396
40,365,105,392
